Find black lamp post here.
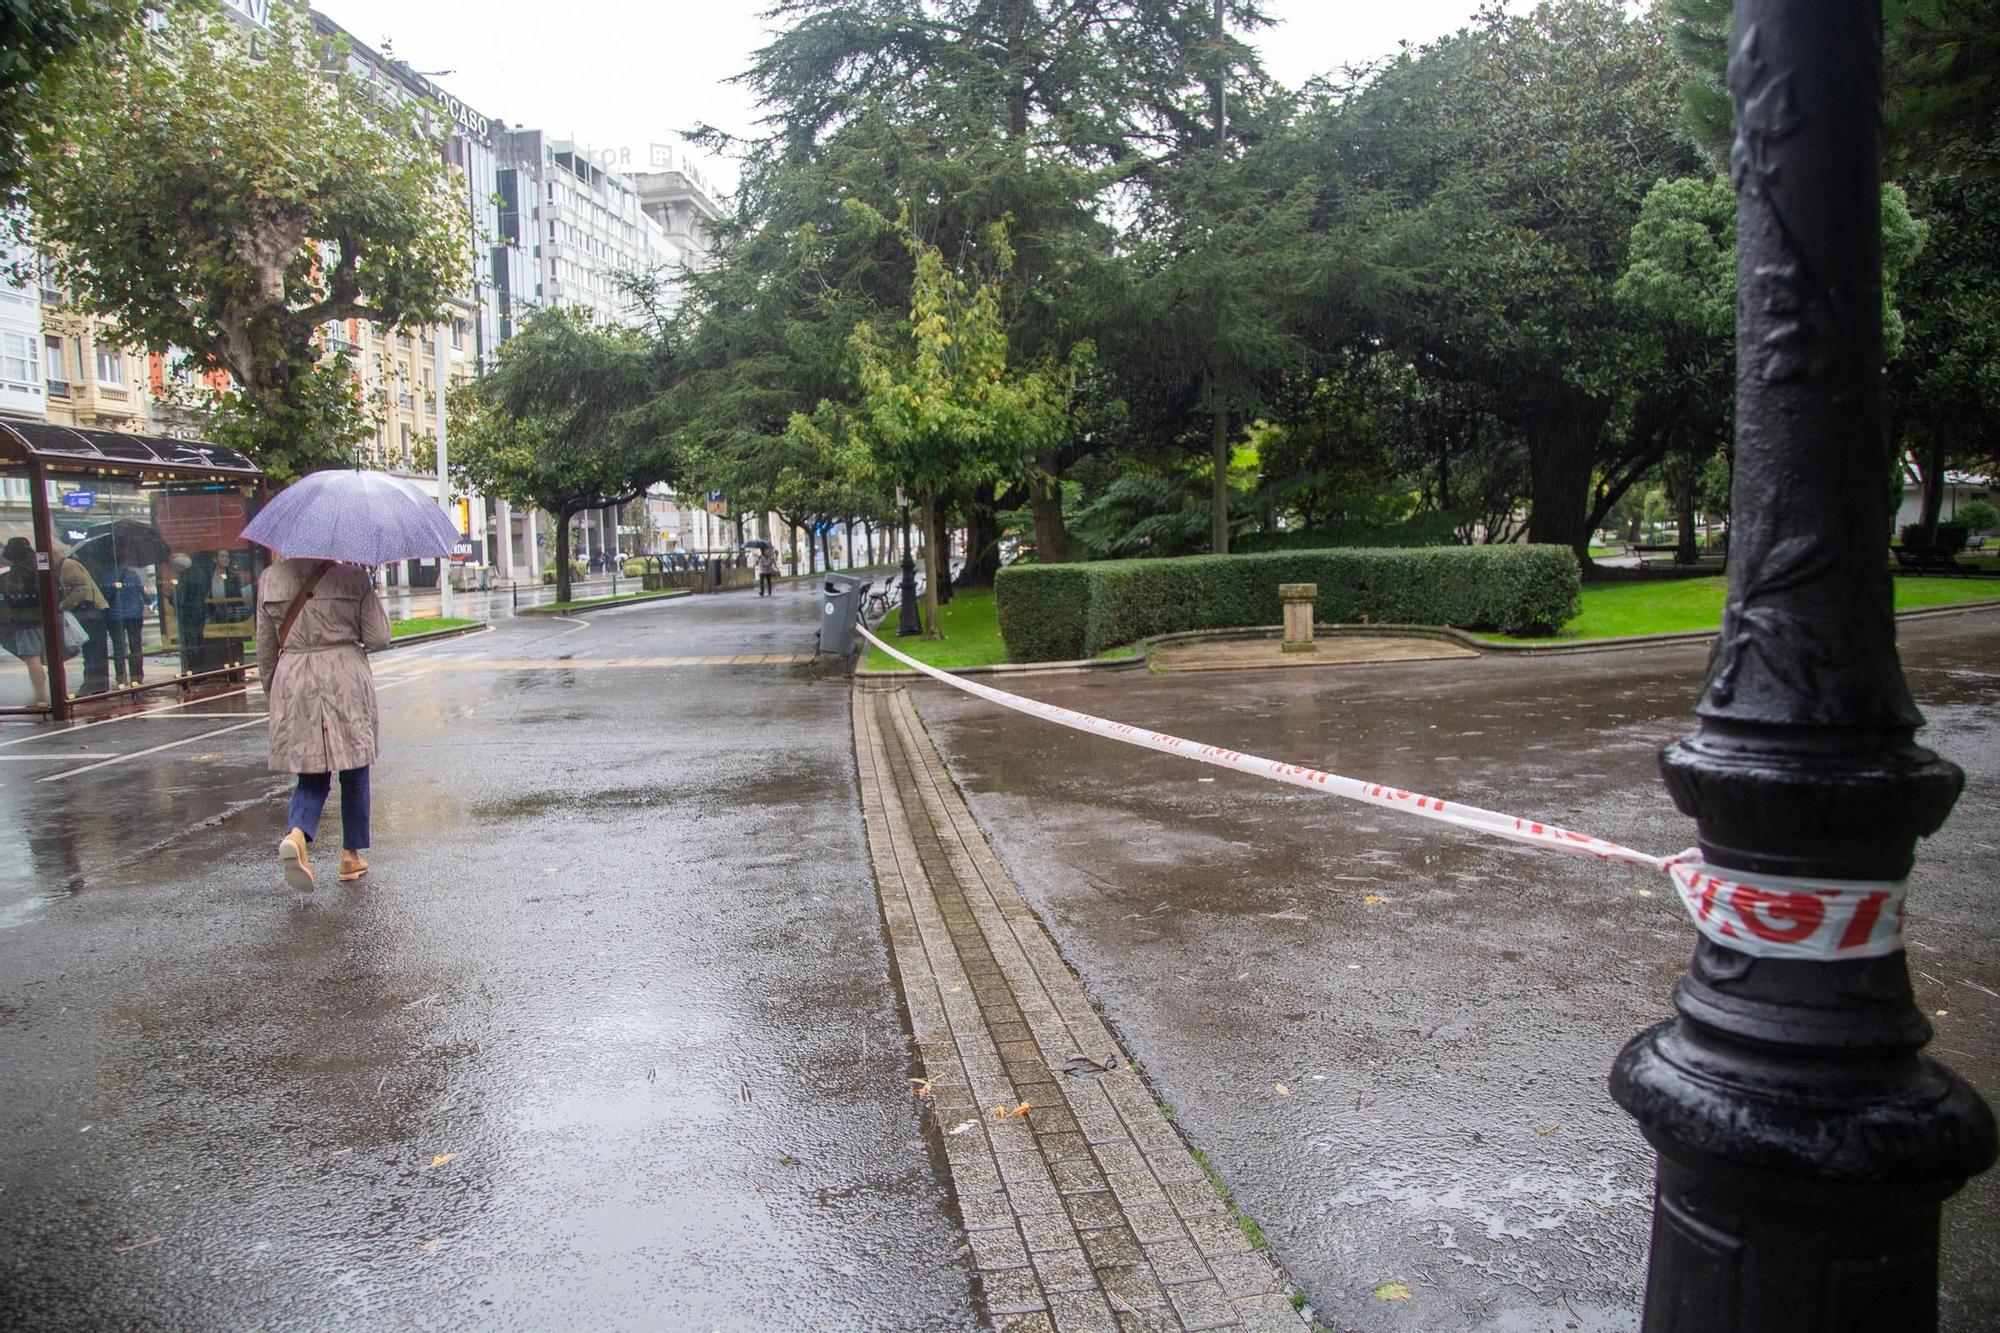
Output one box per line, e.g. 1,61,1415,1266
897,491,921,637
1610,4,1994,1327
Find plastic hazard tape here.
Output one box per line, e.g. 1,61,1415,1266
857,624,1908,962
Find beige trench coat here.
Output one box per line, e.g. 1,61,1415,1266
255,559,391,774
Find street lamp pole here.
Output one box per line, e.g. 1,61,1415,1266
897,488,921,638
1611,4,1994,1328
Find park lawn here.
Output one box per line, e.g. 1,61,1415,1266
1490,575,2000,643
860,574,2000,670
863,588,1009,671
517,590,689,615
391,616,477,638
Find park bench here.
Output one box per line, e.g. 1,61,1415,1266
1894,546,1964,574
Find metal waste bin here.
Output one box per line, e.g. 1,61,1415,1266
819,574,871,656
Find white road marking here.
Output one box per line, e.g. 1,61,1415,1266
0,753,119,761
37,719,268,783
0,685,258,749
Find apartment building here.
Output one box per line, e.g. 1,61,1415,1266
0,238,47,424
39,298,151,434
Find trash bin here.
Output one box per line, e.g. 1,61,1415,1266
819,574,871,656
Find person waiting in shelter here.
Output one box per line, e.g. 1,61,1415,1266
1,537,49,707
58,542,110,696
100,560,151,687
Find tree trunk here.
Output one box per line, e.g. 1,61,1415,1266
789,522,801,574
1916,436,1946,542
1210,409,1231,554
1674,462,1700,565
821,525,834,575
920,489,944,639
846,521,856,570
554,508,575,604
959,484,1002,588
1030,451,1070,563
1525,401,1602,560
932,505,954,604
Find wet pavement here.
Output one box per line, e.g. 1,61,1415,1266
0,579,974,1330
911,610,2000,1333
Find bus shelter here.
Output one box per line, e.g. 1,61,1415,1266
0,422,269,722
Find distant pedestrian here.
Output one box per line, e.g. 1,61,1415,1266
256,555,391,893
2,537,48,707
757,547,777,597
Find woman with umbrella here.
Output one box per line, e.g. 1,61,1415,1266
245,470,456,893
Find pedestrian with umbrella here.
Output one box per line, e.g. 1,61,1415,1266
746,538,776,596
242,470,457,893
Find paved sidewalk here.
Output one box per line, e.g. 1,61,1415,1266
856,688,1306,1332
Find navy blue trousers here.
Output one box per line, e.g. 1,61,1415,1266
287,767,370,851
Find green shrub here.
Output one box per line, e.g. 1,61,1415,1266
1954,500,1997,536
995,546,1581,661
1901,522,1970,554
621,558,648,577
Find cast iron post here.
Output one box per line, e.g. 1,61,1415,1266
898,497,921,637
1610,4,1995,1329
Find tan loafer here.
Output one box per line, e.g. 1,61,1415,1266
338,850,369,883
279,828,314,893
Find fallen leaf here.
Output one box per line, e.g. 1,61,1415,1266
418,1239,439,1253
427,1153,457,1170
1375,1281,1412,1302
908,1077,934,1101
1536,1124,1561,1136
778,1153,798,1166
991,1101,1032,1119
1364,895,1387,906
1274,1082,1291,1097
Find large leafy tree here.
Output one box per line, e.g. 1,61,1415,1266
679,0,1272,566
848,223,1071,636
1281,1,1696,558
450,308,679,604
0,0,147,199
24,0,469,478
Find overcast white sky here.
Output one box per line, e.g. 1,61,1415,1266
312,0,1492,193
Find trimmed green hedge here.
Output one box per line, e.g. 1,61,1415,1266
995,546,1581,661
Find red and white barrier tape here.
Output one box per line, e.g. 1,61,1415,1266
858,624,1907,961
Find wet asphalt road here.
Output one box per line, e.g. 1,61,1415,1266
0,580,975,1331
912,611,2000,1333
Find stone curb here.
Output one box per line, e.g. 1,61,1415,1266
513,590,691,616
855,595,2000,681
853,686,1308,1332
375,622,489,651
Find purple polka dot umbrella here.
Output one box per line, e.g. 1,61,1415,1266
241,469,460,565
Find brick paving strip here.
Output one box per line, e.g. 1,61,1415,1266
855,687,1308,1333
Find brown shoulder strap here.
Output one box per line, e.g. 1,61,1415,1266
277,560,336,653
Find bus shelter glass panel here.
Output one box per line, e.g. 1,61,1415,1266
44,469,264,701
1,462,51,712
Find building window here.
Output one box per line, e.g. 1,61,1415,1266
96,346,125,387
42,335,65,390
1,330,38,390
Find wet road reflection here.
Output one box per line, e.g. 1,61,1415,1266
914,611,2000,1333
0,584,974,1331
